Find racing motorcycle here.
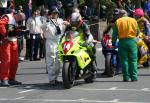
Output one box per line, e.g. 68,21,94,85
58,30,97,89
101,34,120,77
102,33,150,77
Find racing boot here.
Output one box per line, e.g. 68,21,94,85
8,79,22,85
0,80,10,87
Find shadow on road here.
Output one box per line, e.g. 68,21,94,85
10,83,64,90
17,72,47,75
138,74,150,76
19,67,46,70
9,81,87,90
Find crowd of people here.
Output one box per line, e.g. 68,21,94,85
0,0,150,87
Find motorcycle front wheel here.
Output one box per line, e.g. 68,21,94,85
62,61,76,89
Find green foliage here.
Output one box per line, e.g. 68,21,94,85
14,0,28,9
14,0,42,12
101,0,116,18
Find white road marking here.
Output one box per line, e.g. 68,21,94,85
141,88,150,91
109,87,118,90
0,98,148,103
14,97,25,100
111,99,119,102
18,89,35,93
25,86,33,89
0,87,7,89
73,88,150,92
78,98,86,101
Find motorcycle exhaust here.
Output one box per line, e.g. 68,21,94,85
76,70,95,80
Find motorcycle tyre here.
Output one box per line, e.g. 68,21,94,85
143,59,150,67
62,61,75,89
105,54,114,77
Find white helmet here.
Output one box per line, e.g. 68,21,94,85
70,12,82,22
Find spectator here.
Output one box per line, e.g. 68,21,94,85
116,0,123,9
24,5,32,60
39,9,50,59
124,0,134,17
84,0,96,16
16,7,26,61
144,0,150,17
63,0,74,18
47,0,57,10
56,1,65,19
80,5,91,20
26,9,43,61
100,5,107,21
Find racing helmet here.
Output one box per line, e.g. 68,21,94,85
133,8,144,17
71,12,81,22
70,12,82,26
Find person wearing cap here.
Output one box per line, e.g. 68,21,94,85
41,6,69,85
112,10,140,82
0,10,25,86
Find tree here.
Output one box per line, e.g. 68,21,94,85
14,0,28,9
100,0,116,21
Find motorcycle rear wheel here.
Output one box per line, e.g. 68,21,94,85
84,61,97,83
105,54,115,77
143,59,150,67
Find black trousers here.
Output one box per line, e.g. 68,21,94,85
29,34,40,60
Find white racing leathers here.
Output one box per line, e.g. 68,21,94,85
41,18,66,81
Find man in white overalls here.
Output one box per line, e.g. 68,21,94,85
41,6,68,85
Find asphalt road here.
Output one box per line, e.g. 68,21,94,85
0,43,150,103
